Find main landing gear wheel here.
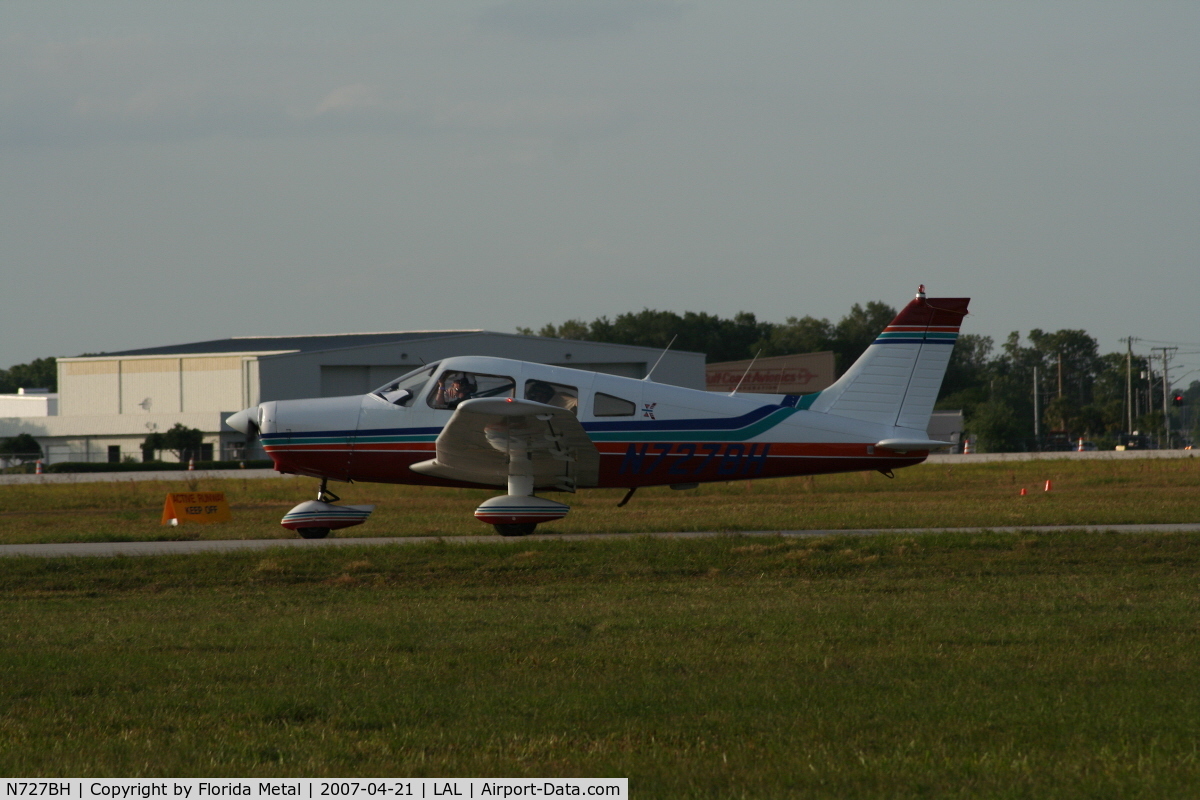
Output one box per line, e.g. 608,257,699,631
296,527,331,540
494,523,538,537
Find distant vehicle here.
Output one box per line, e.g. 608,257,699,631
227,287,970,538
1118,433,1154,450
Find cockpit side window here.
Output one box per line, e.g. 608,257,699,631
524,380,579,415
428,371,515,410
374,363,439,406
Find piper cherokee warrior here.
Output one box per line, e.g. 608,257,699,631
226,287,969,538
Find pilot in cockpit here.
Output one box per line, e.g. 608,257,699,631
431,372,476,410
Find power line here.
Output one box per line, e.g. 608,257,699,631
1137,339,1200,347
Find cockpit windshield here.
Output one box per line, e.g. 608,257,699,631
373,362,440,406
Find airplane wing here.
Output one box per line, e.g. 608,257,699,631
409,397,600,492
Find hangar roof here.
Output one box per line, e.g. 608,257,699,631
97,331,484,357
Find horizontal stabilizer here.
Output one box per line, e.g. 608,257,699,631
875,438,953,453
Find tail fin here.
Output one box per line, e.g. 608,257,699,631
808,287,970,432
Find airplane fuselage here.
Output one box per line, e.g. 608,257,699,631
255,356,928,490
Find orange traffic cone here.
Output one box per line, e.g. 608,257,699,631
962,438,973,455
1020,487,1027,496
1044,479,1053,492
35,459,42,475
188,458,195,471
1077,438,1085,452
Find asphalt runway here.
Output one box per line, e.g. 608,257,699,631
3,523,1200,558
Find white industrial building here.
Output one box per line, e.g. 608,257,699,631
0,388,57,418
0,331,705,465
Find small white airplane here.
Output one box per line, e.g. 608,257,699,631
227,287,969,538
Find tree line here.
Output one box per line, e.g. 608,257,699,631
0,357,56,394
518,302,899,375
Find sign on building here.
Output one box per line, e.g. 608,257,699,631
705,352,836,395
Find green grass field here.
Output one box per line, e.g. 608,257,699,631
2,533,1199,796
1,456,1198,544
2,458,1199,796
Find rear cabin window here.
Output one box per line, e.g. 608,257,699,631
593,392,636,417
428,370,515,410
524,380,579,415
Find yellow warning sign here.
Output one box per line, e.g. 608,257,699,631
161,492,232,525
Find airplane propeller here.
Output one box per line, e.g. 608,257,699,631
226,407,259,444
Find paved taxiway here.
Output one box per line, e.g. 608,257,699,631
4,523,1200,558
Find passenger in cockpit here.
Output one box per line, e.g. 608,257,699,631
526,380,578,414
526,381,555,404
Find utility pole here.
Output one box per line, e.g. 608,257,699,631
1151,346,1178,448
1032,365,1040,448
1120,337,1140,436
1056,351,1067,432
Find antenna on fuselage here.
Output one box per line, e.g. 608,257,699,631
729,349,763,396
643,335,678,382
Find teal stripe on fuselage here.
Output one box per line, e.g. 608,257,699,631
352,434,438,443
587,406,800,442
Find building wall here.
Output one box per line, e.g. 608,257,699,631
318,365,411,397
120,358,181,414
0,411,240,465
60,360,120,416
181,356,245,412
58,356,253,417
0,393,57,417
706,352,837,395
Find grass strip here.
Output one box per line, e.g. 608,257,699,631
1,531,1198,797
0,457,1198,545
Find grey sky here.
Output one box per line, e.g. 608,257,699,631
4,2,1198,382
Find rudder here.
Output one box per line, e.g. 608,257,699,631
808,287,970,432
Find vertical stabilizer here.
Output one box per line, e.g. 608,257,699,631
808,287,970,432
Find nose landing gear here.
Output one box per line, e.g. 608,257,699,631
281,478,375,539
